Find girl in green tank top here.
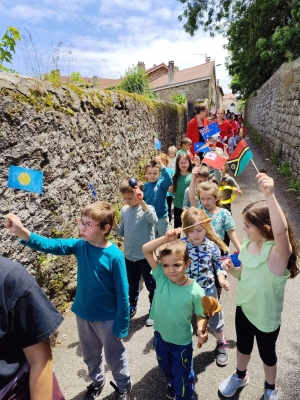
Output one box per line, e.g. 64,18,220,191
219,173,299,400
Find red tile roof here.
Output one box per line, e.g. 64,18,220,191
150,61,215,89
59,75,121,89
145,63,168,74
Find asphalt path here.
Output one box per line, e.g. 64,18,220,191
53,136,300,400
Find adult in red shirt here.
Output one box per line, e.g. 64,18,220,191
186,105,210,157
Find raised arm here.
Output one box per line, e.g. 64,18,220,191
5,213,30,241
188,166,200,206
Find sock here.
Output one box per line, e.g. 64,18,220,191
236,369,247,380
265,381,276,391
217,337,225,343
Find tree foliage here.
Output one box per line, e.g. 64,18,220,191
0,26,21,72
118,66,159,99
170,91,187,105
177,0,300,98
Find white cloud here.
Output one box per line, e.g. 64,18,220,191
99,0,152,13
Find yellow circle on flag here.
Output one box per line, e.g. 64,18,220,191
18,172,31,186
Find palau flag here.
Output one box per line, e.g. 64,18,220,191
227,139,253,176
200,121,221,141
8,166,43,194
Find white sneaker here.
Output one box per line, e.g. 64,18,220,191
145,318,154,327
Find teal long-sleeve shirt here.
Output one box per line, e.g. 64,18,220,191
20,233,129,338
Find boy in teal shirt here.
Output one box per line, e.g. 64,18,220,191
142,228,208,400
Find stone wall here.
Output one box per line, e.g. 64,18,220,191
0,73,186,309
244,58,300,181
154,79,210,106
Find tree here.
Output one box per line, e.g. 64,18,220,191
177,0,300,98
0,26,21,72
117,66,159,99
170,91,187,105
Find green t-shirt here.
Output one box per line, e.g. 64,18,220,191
174,174,192,209
150,263,205,345
237,239,290,332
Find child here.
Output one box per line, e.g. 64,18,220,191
181,207,230,366
169,154,193,228
207,135,229,181
176,137,193,161
4,202,132,400
158,152,175,224
143,155,173,237
167,145,177,171
114,179,157,326
219,173,299,400
182,166,209,210
142,229,208,400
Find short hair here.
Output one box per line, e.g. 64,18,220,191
195,105,206,114
159,239,189,264
198,166,209,179
81,201,115,236
168,146,177,154
120,178,143,194
180,137,192,146
145,160,159,173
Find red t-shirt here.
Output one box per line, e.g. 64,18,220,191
217,120,233,143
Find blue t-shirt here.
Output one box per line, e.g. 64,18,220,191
21,233,129,338
144,167,173,218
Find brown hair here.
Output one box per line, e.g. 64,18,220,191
181,207,228,252
243,200,299,278
159,239,190,264
179,137,192,147
81,201,115,237
197,181,220,207
195,105,206,115
120,178,143,194
145,160,160,173
173,154,193,193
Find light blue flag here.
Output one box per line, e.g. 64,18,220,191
8,166,43,194
154,138,161,150
194,142,210,153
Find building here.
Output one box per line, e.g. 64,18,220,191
223,93,237,113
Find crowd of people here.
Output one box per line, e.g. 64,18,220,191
1,108,299,400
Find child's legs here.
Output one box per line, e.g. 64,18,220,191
155,217,169,238
235,306,255,370
205,285,224,339
153,331,173,380
167,196,173,222
137,258,156,307
256,325,280,384
76,316,105,386
171,341,194,400
125,258,141,310
174,207,183,229
92,320,131,391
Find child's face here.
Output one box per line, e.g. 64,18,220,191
121,192,139,208
161,253,190,284
221,165,228,175
178,157,190,172
182,141,192,151
198,190,217,211
195,176,208,187
187,225,207,246
242,217,264,242
145,166,160,183
168,150,176,159
79,216,102,243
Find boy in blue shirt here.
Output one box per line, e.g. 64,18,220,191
5,201,131,400
143,155,172,237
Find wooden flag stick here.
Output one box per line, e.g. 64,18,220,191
251,159,270,193
182,218,213,231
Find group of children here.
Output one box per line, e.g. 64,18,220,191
3,137,299,400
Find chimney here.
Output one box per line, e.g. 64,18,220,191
206,56,211,62
174,66,179,72
153,64,157,67
168,61,174,84
217,79,220,86
93,75,98,86
137,61,145,71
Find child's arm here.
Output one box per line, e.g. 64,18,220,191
154,155,173,189
188,166,200,206
134,186,158,224
196,316,208,344
5,213,30,241
230,177,243,196
142,228,181,270
227,230,241,252
257,173,292,269
212,244,230,291
222,258,242,280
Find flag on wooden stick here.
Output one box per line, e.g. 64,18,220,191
227,139,253,176
202,152,227,170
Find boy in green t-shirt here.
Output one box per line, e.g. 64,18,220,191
142,228,208,400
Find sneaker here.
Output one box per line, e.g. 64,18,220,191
110,380,132,400
83,378,106,400
166,381,176,399
216,338,229,366
130,309,137,319
264,388,278,400
145,318,154,327
219,372,249,397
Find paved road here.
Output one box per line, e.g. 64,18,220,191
53,136,300,400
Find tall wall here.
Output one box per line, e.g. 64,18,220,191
244,58,300,181
0,73,186,309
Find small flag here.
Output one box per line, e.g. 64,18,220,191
89,183,98,199
8,166,43,194
227,139,253,176
154,138,161,150
194,142,210,153
200,122,221,141
202,152,227,170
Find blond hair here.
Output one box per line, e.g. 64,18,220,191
81,201,115,237
181,207,228,252
168,146,177,155
159,239,190,264
197,181,220,206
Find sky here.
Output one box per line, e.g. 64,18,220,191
0,0,231,92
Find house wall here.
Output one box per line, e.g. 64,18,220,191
216,87,223,110
154,79,210,104
208,71,217,107
148,67,168,81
